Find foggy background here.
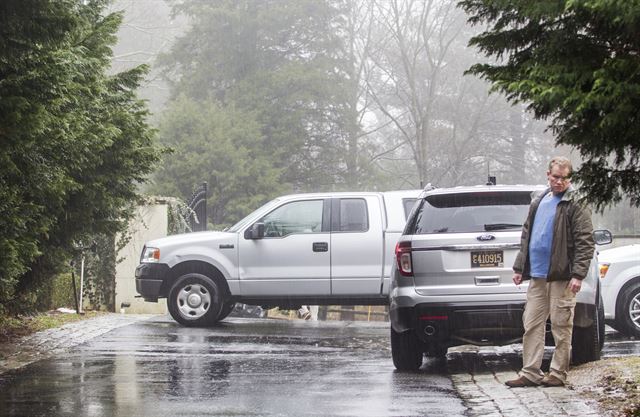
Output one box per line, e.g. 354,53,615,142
107,0,638,232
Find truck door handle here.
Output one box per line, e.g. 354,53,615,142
313,242,328,252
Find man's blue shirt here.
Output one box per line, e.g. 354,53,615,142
529,192,563,278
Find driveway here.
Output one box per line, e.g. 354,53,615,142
0,314,637,417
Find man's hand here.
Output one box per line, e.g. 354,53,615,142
513,273,523,286
569,277,582,294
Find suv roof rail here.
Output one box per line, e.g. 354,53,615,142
418,183,436,199
422,183,436,192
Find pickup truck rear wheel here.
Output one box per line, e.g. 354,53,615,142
390,327,423,371
217,301,236,321
167,273,224,327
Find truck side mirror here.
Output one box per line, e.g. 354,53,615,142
244,222,265,240
593,229,612,246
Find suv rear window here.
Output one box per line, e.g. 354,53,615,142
406,191,533,234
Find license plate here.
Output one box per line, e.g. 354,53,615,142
471,250,504,268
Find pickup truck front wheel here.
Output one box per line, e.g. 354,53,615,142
168,273,224,327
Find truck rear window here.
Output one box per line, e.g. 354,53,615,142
406,191,532,234
402,198,418,220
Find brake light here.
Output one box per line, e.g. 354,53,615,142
395,241,413,277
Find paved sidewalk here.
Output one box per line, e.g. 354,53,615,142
0,313,154,374
447,346,602,417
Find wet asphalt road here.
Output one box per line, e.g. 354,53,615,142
0,316,638,417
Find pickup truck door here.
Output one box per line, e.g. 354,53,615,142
238,198,331,296
330,196,384,295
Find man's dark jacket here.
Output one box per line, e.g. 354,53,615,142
513,187,595,281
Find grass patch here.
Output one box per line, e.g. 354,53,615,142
0,311,105,343
573,356,640,417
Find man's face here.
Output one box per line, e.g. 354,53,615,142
547,164,571,195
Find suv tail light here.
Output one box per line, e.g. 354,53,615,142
395,241,413,277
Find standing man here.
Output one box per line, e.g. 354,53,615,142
506,156,595,388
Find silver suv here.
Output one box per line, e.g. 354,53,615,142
389,184,610,371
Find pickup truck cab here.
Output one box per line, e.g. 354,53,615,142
136,190,420,326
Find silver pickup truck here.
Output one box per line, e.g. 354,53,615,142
135,190,420,326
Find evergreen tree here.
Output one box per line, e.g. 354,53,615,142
0,0,160,312
460,0,640,208
151,96,286,228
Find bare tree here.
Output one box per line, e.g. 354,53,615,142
364,0,468,186
358,0,554,187
108,0,187,115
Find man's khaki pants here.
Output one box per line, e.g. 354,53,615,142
520,278,576,384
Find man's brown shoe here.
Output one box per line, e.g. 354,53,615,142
541,374,565,387
505,375,539,388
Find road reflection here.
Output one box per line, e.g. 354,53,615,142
0,318,637,417
602,327,640,357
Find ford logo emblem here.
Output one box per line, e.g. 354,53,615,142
477,234,496,241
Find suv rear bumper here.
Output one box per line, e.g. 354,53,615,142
390,291,596,347
135,263,170,302
391,301,526,346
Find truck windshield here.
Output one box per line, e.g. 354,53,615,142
407,191,532,234
226,198,282,233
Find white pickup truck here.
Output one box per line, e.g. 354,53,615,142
135,190,420,326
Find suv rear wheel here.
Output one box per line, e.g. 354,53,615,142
571,294,604,364
390,327,423,371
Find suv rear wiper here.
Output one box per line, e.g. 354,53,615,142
484,223,522,231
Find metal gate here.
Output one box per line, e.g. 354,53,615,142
186,182,208,232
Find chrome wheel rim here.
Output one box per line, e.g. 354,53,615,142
629,292,640,330
176,284,211,320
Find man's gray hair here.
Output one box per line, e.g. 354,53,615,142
548,156,573,173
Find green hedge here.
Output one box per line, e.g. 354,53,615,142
50,273,77,310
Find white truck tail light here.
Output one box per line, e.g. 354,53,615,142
395,241,413,277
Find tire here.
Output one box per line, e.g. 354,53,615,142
390,327,423,371
598,294,606,351
544,320,554,346
571,297,602,365
217,301,236,321
615,283,640,338
167,273,224,327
